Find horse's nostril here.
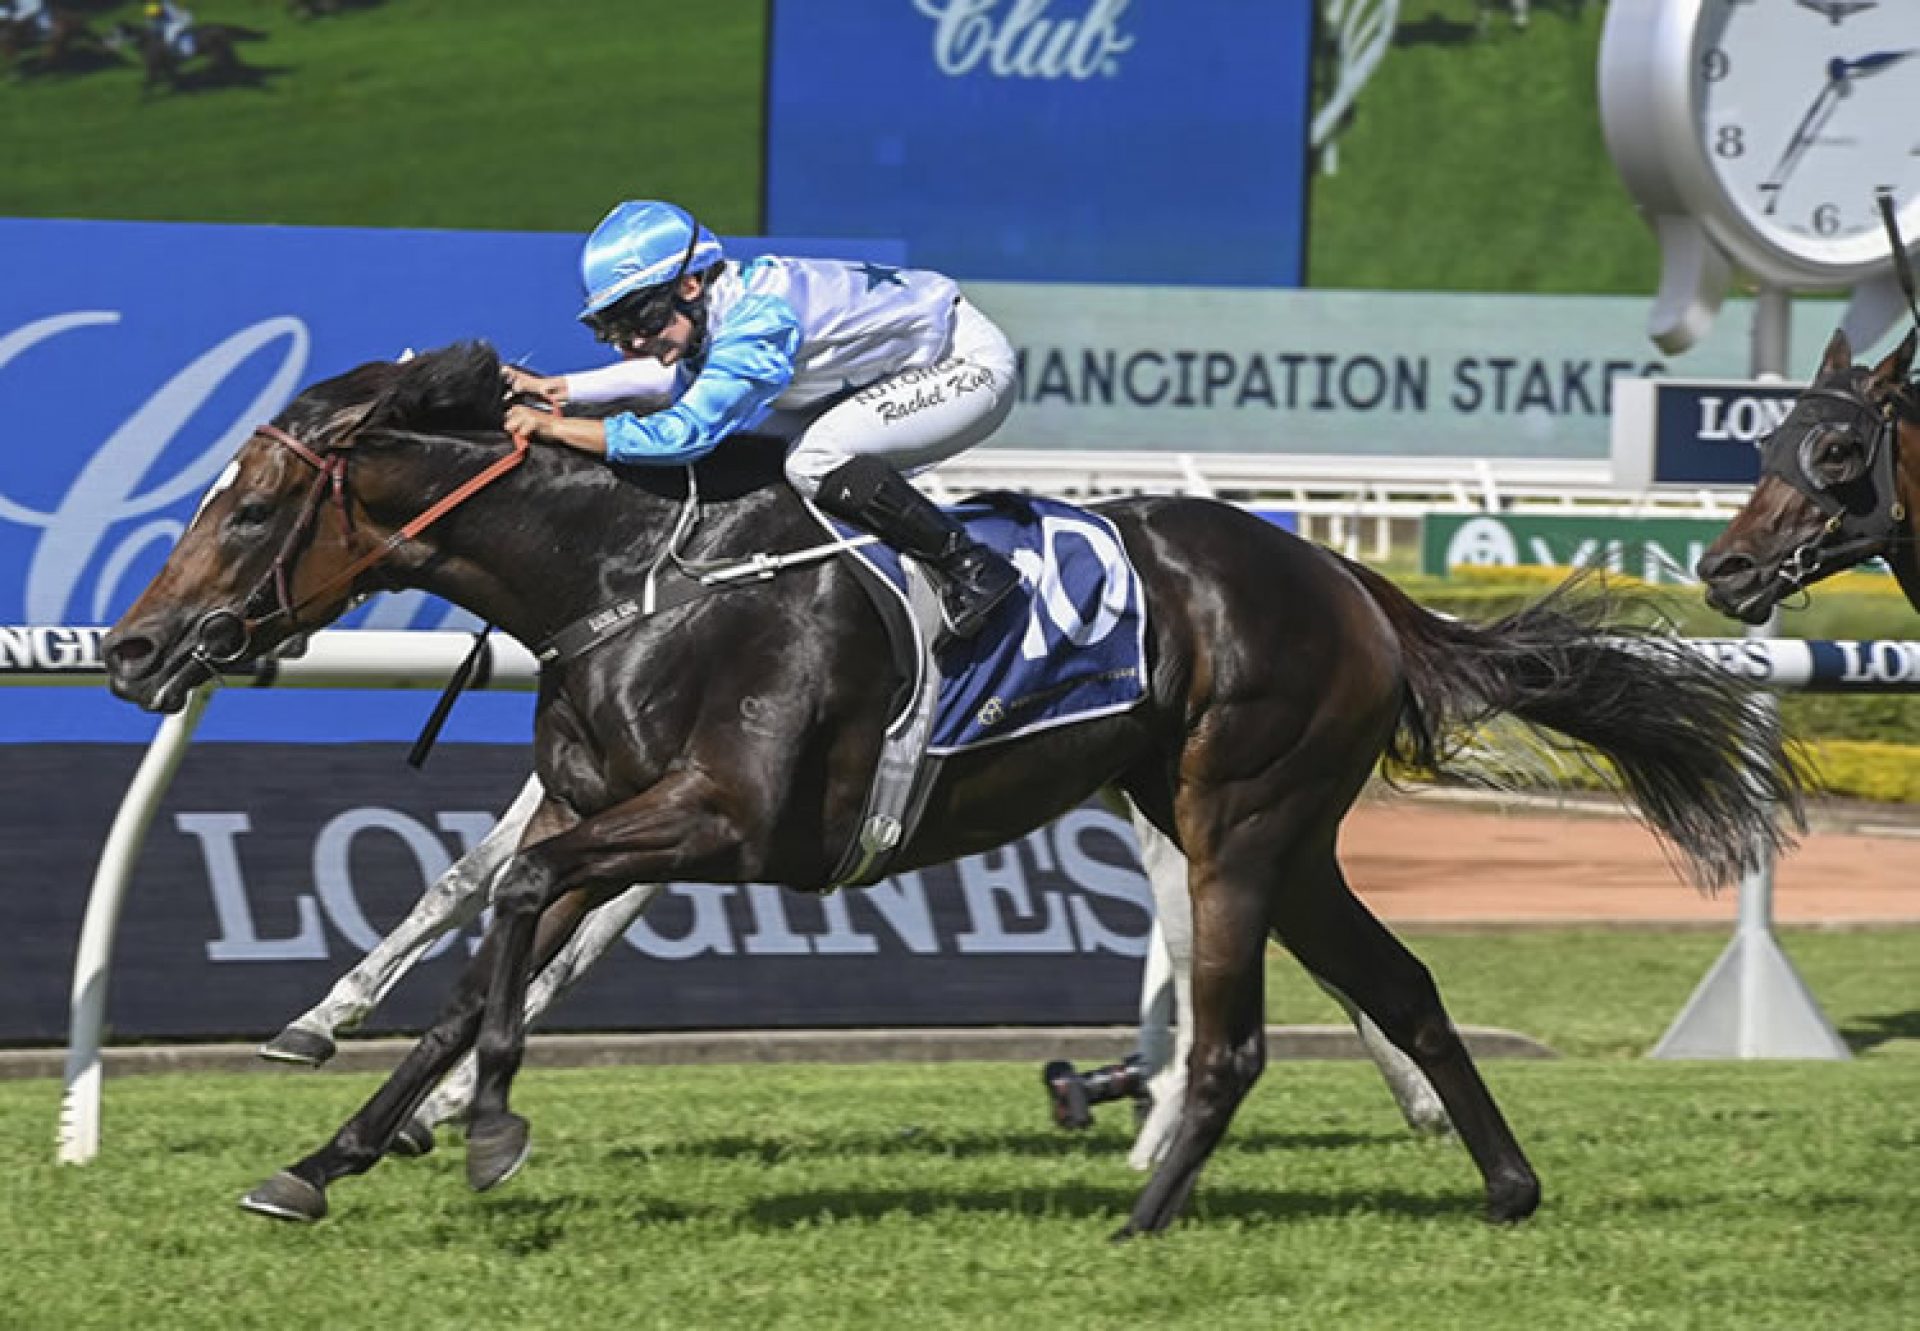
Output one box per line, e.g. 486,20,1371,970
1696,552,1752,582
104,634,157,681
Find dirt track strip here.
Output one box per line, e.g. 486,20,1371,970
1345,791,1920,926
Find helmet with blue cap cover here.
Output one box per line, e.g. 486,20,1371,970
578,201,725,347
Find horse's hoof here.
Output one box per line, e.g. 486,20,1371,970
466,1113,531,1192
388,1119,436,1159
257,1027,335,1066
1485,1170,1541,1224
238,1170,328,1223
1403,1107,1455,1139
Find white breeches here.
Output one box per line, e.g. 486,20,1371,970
780,297,1018,498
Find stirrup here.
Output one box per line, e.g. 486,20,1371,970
936,559,1020,639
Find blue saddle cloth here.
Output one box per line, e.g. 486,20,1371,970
838,492,1148,755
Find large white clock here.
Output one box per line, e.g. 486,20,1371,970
1601,0,1920,351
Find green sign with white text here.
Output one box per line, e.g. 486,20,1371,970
1422,514,1734,584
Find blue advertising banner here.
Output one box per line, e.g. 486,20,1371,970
0,218,902,741
0,745,1153,1042
1610,376,1803,489
766,1,1315,286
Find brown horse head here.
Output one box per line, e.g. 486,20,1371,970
102,345,511,712
1697,327,1920,623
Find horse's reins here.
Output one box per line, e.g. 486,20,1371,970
190,417,532,672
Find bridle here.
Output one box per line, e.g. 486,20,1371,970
1759,377,1913,592
188,416,531,673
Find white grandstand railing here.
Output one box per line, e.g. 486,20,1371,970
923,450,1750,559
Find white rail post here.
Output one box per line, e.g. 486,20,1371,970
57,685,212,1163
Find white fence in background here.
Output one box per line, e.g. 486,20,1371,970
925,450,1750,558
5,631,539,1165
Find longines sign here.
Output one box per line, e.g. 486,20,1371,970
1610,376,1805,488
0,745,1153,1042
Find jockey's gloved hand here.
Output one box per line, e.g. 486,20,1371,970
501,365,566,410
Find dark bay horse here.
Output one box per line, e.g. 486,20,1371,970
1,6,110,75
103,342,1804,1233
105,18,262,93
1698,329,1920,620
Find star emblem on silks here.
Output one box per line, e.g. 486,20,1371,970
850,261,906,291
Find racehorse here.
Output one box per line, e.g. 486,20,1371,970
104,18,261,93
103,341,1804,1233
0,6,110,76
1697,329,1919,621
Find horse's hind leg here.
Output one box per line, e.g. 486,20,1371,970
1312,974,1451,1136
1122,803,1449,1171
1271,852,1539,1222
261,774,546,1065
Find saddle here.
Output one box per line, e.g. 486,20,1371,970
819,492,1149,885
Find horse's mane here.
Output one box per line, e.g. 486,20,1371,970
280,341,790,502
275,341,507,440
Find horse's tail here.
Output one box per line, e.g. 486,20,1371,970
1340,556,1808,889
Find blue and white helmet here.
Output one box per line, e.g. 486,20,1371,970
578,201,725,322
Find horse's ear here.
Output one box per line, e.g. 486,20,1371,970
1866,328,1917,396
1820,327,1853,378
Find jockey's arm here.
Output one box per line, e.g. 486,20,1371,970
508,295,800,463
600,295,800,466
561,358,678,411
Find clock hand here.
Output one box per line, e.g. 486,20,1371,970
1763,76,1842,191
1761,51,1911,195
1838,49,1915,78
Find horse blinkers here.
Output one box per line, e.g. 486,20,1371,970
1757,384,1905,587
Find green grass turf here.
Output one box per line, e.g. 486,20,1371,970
0,0,769,235
0,1,1660,295
1305,1,1661,294
0,929,1913,1328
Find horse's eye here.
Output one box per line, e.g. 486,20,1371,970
1800,426,1866,486
229,498,278,529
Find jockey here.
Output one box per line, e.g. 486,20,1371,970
144,0,194,57
6,0,50,37
502,200,1022,640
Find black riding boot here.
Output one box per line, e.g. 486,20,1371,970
815,457,1021,639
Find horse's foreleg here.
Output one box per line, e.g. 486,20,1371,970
239,790,581,1221
401,881,663,1146
239,922,512,1222
260,774,545,1065
463,772,747,1192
